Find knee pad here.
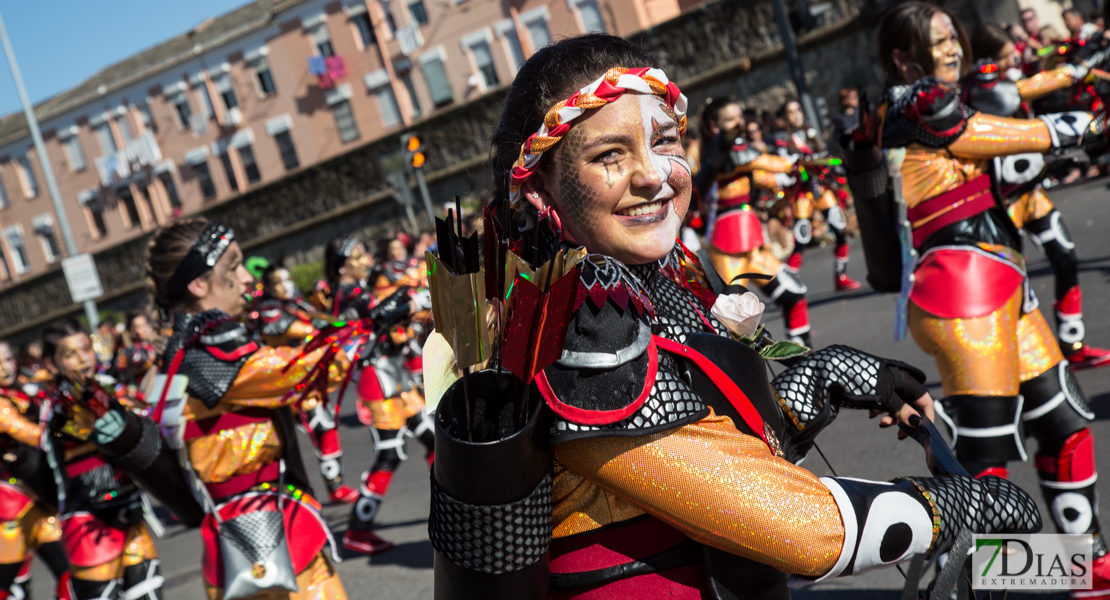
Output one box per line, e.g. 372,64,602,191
352,470,396,526
941,395,1027,464
793,218,813,245
370,428,405,472
825,204,847,232
121,560,163,600
1023,361,1093,443
1036,428,1101,535
71,578,120,600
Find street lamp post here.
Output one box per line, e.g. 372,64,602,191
770,0,822,131
0,9,100,329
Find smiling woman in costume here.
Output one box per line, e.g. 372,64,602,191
425,34,1041,599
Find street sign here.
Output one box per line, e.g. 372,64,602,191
62,253,104,303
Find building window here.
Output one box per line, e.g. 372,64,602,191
213,73,238,110
158,172,182,209
138,103,156,134
195,83,215,119
3,226,28,274
219,153,240,192
194,162,217,198
400,71,422,118
15,157,37,199
470,41,499,88
408,0,429,25
116,116,132,142
525,16,551,49
503,29,525,71
381,1,397,33
576,0,606,33
274,131,300,170
331,100,360,143
63,136,86,172
172,94,192,128
253,58,277,96
421,56,453,107
353,12,376,47
118,187,142,228
82,195,108,239
94,122,117,154
311,25,335,57
238,145,261,184
32,217,60,263
373,85,402,128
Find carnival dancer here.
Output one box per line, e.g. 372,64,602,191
846,4,1110,594
967,22,1110,369
112,311,160,387
322,235,431,555
0,339,68,600
88,218,351,600
253,263,359,505
38,319,164,600
696,96,815,345
774,100,862,291
425,34,1042,599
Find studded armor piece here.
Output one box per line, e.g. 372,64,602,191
163,312,256,409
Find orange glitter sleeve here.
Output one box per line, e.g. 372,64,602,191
554,412,845,577
221,345,350,407
0,396,41,447
734,154,794,174
947,114,1052,159
1016,68,1075,102
752,170,781,191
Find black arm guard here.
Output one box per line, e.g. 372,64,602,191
367,286,414,331
94,409,205,527
771,345,927,462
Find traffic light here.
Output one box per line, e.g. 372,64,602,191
402,133,425,170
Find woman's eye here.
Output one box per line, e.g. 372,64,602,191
594,149,620,163
654,135,680,148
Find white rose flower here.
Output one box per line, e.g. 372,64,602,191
711,292,765,339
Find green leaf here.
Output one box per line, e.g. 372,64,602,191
759,340,810,360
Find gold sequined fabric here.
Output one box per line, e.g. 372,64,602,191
1018,308,1064,382
204,552,348,600
708,246,782,286
552,458,647,538
909,287,1022,396
752,170,781,191
1007,188,1055,229
0,502,58,564
0,395,41,447
947,114,1052,159
899,147,988,208
554,411,845,578
365,390,425,430
1017,67,1075,102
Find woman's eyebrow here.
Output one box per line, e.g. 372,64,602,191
580,133,636,151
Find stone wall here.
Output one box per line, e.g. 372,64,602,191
0,0,1000,337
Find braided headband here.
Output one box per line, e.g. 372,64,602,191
337,236,360,259
508,66,688,207
160,221,235,305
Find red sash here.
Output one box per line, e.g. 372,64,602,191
908,175,995,248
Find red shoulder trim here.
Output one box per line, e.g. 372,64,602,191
205,341,259,362
535,338,657,426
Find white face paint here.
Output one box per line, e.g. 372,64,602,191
930,12,964,84
272,269,297,300
637,94,691,210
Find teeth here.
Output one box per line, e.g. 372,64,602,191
618,201,663,217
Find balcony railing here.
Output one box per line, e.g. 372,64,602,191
93,131,163,187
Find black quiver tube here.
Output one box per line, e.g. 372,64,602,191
94,408,206,527
841,111,903,293
429,369,552,600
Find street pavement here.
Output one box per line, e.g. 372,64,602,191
27,179,1110,599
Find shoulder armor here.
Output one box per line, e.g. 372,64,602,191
882,78,976,149
257,299,297,337
165,311,258,408
964,60,1022,117
541,255,706,443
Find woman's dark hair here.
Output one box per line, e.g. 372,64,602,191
323,235,360,293
490,34,661,203
41,317,85,364
260,263,285,291
124,310,148,333
696,96,739,141
972,22,1014,62
146,218,210,316
878,1,972,85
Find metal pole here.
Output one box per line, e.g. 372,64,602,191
414,168,434,229
770,0,822,131
0,10,99,329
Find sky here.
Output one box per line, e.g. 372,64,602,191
0,0,248,118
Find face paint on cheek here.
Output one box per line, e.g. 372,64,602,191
554,127,598,229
